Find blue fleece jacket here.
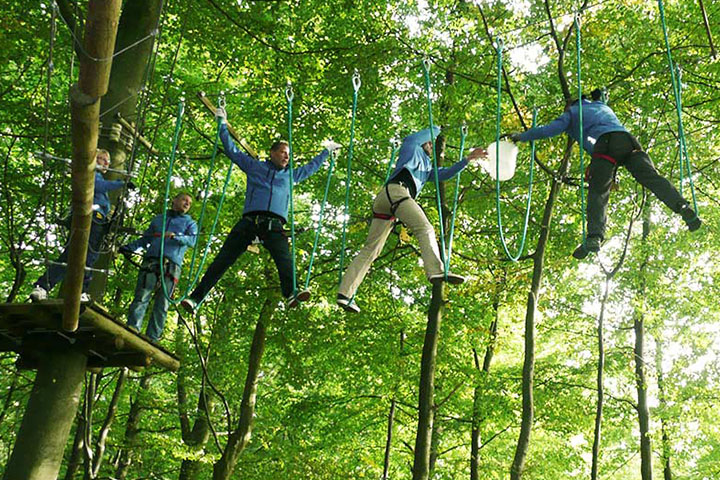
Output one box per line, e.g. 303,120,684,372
93,172,125,218
516,99,627,154
219,123,328,222
122,210,197,267
387,127,469,195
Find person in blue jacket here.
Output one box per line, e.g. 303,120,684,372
180,107,340,313
507,88,701,259
336,127,486,313
30,149,134,302
120,192,197,341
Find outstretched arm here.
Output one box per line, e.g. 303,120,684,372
219,123,258,172
516,111,570,142
293,149,329,183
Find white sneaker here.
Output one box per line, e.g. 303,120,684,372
29,286,48,302
336,294,361,313
80,293,91,302
180,298,197,315
430,273,466,285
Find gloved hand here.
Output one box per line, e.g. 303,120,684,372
321,140,342,153
215,107,227,123
126,181,137,190
507,132,522,143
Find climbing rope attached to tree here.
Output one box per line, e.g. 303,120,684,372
574,12,587,248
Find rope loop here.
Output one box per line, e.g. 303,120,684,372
352,69,361,92
218,92,226,109
285,82,294,102
461,124,468,136
422,57,431,71
494,36,504,51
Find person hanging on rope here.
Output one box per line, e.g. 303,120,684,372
336,127,486,313
506,88,701,259
180,107,340,314
30,148,136,302
119,192,197,341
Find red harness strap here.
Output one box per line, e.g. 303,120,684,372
373,212,395,221
592,153,617,165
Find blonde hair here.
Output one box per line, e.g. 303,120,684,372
96,148,110,161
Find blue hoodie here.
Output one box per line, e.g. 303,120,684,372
93,172,125,218
517,99,627,154
123,210,197,267
219,123,328,222
388,127,469,196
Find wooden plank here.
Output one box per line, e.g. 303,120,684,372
196,91,258,158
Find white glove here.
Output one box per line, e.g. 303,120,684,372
215,107,227,123
322,140,342,153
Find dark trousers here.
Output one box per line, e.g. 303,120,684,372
189,216,294,302
35,219,107,292
587,131,687,239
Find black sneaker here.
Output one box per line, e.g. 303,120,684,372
572,236,602,259
180,298,197,315
286,289,311,308
429,273,466,285
681,207,702,232
336,294,361,313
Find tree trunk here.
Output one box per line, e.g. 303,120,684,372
656,338,673,480
591,277,611,480
634,203,653,480
412,282,444,480
3,349,87,480
90,368,128,478
510,140,572,480
89,0,163,300
63,0,122,331
212,294,278,480
114,372,151,480
381,400,396,480
471,276,501,480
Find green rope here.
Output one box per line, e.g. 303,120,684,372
160,98,234,304
338,71,361,284
303,150,337,290
493,38,537,261
421,58,447,276
575,13,586,246
443,126,466,276
285,83,298,296
658,0,698,211
384,140,400,184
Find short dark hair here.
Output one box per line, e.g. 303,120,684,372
270,140,289,152
174,192,192,200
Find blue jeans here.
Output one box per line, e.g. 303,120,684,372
189,215,294,302
35,217,108,292
126,257,180,341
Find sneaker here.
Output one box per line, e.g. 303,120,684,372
680,207,701,232
29,286,48,302
180,298,197,315
336,294,361,313
572,236,602,259
285,289,311,308
429,273,466,285
80,293,91,302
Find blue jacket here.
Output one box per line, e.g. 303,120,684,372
123,210,197,267
388,127,469,195
219,123,328,222
517,99,627,154
93,172,125,218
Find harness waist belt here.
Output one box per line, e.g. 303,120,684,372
592,153,617,165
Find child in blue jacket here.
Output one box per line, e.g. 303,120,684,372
508,89,701,259
121,192,197,340
181,107,341,313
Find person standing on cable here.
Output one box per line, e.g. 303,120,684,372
181,107,341,314
336,127,486,313
120,192,197,341
507,88,701,259
30,148,135,302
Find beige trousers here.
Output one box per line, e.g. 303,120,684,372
338,183,444,298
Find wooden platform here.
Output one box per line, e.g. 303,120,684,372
0,300,180,371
